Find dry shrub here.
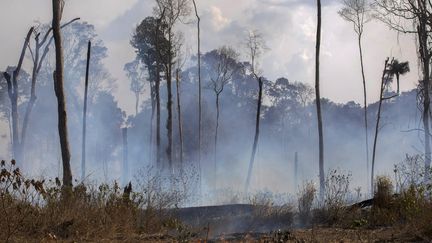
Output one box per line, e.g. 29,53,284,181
297,181,316,225
369,175,395,226
376,155,432,237
133,165,197,233
313,170,351,226
0,160,194,242
0,159,44,242
248,190,294,228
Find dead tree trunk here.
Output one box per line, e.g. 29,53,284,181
245,77,263,193
52,0,72,188
20,18,79,162
358,34,370,192
294,152,299,188
149,82,156,165
214,92,221,189
154,17,163,170
2,27,33,163
315,0,325,201
21,33,40,161
166,63,173,174
81,41,91,181
192,0,202,193
175,69,184,169
122,127,129,185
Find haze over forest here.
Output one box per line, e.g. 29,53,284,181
0,0,430,204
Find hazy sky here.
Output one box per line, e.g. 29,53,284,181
0,0,420,114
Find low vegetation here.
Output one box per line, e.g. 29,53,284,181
2,155,432,242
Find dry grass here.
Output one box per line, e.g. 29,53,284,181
0,160,192,242
2,154,432,242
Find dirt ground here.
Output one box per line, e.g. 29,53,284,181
84,226,429,242
211,227,430,242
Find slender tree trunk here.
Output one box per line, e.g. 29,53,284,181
21,36,40,162
165,28,173,174
149,83,156,165
135,92,140,117
7,109,12,149
10,87,19,160
21,19,80,164
156,65,161,169
192,0,202,194
52,0,72,188
81,41,91,181
214,93,220,189
2,27,33,163
418,19,431,182
154,18,162,170
358,34,370,192
294,151,299,188
396,74,400,94
175,69,184,170
315,0,325,200
245,78,263,193
371,59,389,194
122,128,129,186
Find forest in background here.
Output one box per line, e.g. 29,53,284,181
0,19,423,201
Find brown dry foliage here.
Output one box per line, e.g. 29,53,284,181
0,160,188,242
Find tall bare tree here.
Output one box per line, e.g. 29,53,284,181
375,0,432,182
244,30,267,193
81,41,91,181
3,19,79,165
208,46,238,188
52,0,73,187
3,27,34,163
192,0,202,188
338,0,371,190
315,0,325,200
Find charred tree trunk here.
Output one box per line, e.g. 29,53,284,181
149,82,156,165
2,27,33,163
175,69,184,169
214,93,221,189
52,0,72,188
166,28,173,174
294,152,299,188
154,64,162,169
122,128,129,186
245,77,263,193
315,0,325,200
81,41,91,181
135,92,140,117
21,18,79,162
192,0,202,193
154,19,162,170
21,34,40,161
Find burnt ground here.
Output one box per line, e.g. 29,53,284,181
34,204,429,242
166,204,429,242
96,226,427,243
173,204,293,237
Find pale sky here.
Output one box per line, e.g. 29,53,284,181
0,0,420,115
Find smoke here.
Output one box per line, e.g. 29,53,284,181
0,21,424,208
